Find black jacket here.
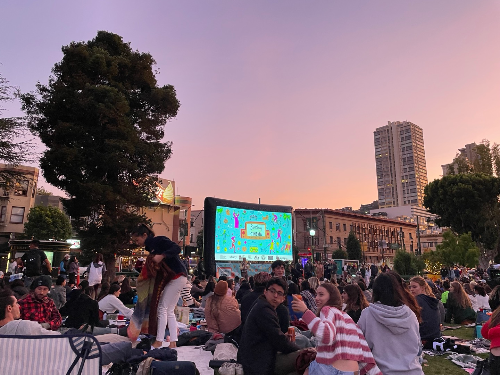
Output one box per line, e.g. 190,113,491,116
60,293,102,329
237,295,299,375
241,288,289,333
145,236,187,276
416,294,442,341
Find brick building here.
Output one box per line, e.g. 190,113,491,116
294,208,418,264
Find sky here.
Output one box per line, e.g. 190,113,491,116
1,1,499,210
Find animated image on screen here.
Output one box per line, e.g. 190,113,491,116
214,206,292,262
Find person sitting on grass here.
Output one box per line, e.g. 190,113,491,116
98,283,134,319
444,281,476,324
409,276,443,348
342,283,369,324
480,304,500,375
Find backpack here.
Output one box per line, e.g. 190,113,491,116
24,250,42,277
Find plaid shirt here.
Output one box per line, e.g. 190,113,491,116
18,293,62,331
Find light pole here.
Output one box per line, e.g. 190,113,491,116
310,228,316,262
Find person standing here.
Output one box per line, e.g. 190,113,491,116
59,254,70,276
131,224,187,349
21,240,52,289
240,257,250,280
87,253,106,298
8,258,17,274
481,306,500,375
67,255,79,285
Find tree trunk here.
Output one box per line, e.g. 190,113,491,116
103,255,116,283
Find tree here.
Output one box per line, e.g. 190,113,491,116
21,31,180,279
424,173,500,265
0,73,33,187
393,250,425,276
23,205,72,240
36,186,53,196
331,249,348,259
346,232,362,261
434,230,479,268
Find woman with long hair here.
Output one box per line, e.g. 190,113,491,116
300,280,317,314
445,281,476,324
204,280,241,336
473,285,490,312
342,284,369,323
118,277,137,305
481,305,500,375
409,276,442,347
358,273,423,375
201,281,215,308
131,224,187,348
96,282,110,302
292,282,381,375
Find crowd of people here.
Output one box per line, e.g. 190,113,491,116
1,235,500,375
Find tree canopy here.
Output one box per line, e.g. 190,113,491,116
424,173,500,262
346,231,362,261
23,205,72,241
21,31,180,272
331,248,348,260
423,230,479,268
393,250,425,276
0,73,33,186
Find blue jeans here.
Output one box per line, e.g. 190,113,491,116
309,360,358,375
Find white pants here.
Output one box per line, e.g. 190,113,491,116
156,276,186,342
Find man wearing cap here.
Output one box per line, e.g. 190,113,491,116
59,254,70,275
18,275,62,331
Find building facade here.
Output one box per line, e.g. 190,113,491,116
0,164,39,271
374,121,428,208
441,143,478,176
294,208,417,265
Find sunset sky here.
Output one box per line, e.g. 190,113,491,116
1,1,499,210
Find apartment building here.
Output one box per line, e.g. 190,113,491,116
374,121,428,208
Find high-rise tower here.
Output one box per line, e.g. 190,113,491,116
374,121,428,208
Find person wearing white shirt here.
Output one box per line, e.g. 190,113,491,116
473,285,491,311
98,284,134,319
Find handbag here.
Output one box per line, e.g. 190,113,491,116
295,347,317,375
472,357,490,375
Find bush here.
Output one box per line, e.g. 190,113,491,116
331,249,348,259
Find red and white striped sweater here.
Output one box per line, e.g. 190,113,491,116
301,307,382,375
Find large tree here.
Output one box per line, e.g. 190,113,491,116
0,73,33,186
424,173,500,264
23,205,72,241
21,31,180,277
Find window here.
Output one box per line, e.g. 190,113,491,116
0,206,6,222
329,222,332,230
10,206,25,224
330,236,333,244
337,237,341,247
13,180,29,197
336,223,340,231
343,223,347,231
343,238,348,246
190,233,193,243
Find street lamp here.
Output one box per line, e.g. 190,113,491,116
310,229,316,261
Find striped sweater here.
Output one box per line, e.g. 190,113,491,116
301,307,382,375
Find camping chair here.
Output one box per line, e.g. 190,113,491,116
0,332,102,375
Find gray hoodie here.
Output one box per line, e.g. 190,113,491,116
0,320,58,336
358,303,423,375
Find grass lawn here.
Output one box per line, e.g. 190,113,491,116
423,325,489,375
